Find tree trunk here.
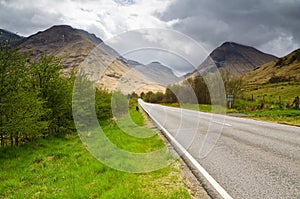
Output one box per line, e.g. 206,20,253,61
15,132,19,147
10,133,13,146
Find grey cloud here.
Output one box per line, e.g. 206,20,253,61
0,2,63,36
160,0,300,56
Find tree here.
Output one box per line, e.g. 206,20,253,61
222,71,244,97
29,55,74,136
0,41,47,146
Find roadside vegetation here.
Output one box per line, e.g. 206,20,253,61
0,41,191,198
0,103,190,198
141,74,300,126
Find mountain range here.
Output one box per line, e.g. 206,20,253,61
9,25,174,94
1,25,299,93
188,42,277,78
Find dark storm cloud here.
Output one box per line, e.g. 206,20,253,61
160,0,300,56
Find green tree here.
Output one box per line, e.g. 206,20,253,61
30,55,74,136
0,41,47,146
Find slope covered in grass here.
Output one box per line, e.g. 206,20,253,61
0,106,191,199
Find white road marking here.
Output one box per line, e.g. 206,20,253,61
212,121,232,127
139,100,233,199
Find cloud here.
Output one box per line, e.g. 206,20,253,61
104,28,208,75
160,0,300,57
0,0,299,74
0,0,172,38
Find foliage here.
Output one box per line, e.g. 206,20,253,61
0,106,191,198
111,91,128,116
0,42,75,146
95,88,112,120
30,55,74,137
268,76,291,83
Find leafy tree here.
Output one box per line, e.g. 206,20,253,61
0,41,47,146
95,88,112,120
29,55,74,136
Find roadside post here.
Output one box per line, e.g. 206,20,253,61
227,94,234,109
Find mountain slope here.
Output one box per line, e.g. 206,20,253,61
190,42,277,77
243,48,300,84
19,25,104,71
129,61,182,87
0,29,24,46
18,25,165,94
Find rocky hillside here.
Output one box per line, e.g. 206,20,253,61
189,42,277,77
130,61,182,87
17,25,165,94
19,25,104,72
243,48,300,84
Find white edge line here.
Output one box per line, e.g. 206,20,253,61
139,100,233,199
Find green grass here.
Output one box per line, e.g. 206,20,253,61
0,106,191,199
161,101,300,126
161,103,212,112
243,82,300,104
227,100,300,126
159,82,300,126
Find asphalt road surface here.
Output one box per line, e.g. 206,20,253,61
139,100,300,199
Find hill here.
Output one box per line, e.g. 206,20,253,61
17,25,165,94
128,61,182,87
189,42,277,78
243,48,300,84
0,28,24,46
19,25,104,72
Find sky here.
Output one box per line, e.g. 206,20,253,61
1,0,300,75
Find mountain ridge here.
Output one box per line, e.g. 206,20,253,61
243,48,300,84
14,25,166,94
0,29,25,46
189,41,277,78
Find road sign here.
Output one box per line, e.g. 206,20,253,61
227,94,234,108
227,94,234,102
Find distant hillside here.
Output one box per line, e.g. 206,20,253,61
243,48,300,84
17,25,165,94
130,61,182,87
0,29,24,46
189,42,277,78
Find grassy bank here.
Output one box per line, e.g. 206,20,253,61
161,102,300,126
158,82,300,126
0,106,191,198
242,82,300,104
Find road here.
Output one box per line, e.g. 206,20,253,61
139,99,300,199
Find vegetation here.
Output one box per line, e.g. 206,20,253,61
141,76,211,104
0,42,191,198
141,72,300,126
0,41,75,147
142,73,242,105
0,122,190,198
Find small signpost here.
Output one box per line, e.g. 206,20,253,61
227,94,234,109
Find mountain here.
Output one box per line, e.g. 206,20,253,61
0,29,24,46
19,25,105,71
243,48,300,84
144,62,182,86
126,61,182,87
17,25,165,94
189,42,277,77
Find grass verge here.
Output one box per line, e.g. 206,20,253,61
0,106,191,198
161,102,300,126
